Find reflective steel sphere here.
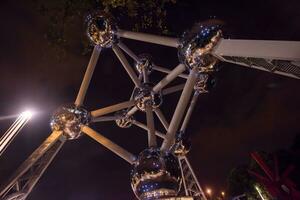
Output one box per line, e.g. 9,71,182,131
115,110,134,128
135,54,153,75
171,131,191,157
133,83,162,111
131,148,181,200
194,73,218,93
178,24,222,72
85,11,117,47
50,104,90,140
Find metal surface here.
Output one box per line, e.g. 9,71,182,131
85,11,118,47
75,46,101,106
133,83,163,111
50,104,90,140
0,131,65,200
154,108,169,131
161,67,198,151
0,115,30,157
81,125,136,164
132,120,166,139
91,100,136,118
153,64,186,93
130,148,182,200
117,29,179,48
113,45,141,86
214,39,300,79
178,156,207,200
178,24,222,72
1,13,299,199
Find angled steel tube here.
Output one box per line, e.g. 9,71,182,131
162,84,185,96
180,92,200,132
117,42,140,63
153,65,188,79
161,67,198,151
153,64,186,93
154,109,169,131
132,120,165,139
81,126,136,164
91,100,136,118
75,46,101,106
112,45,141,87
117,29,179,48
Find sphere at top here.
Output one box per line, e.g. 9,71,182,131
130,148,182,200
85,11,118,48
178,23,222,72
50,104,90,140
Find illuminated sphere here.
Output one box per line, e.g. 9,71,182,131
133,83,162,111
130,148,181,200
194,73,217,93
115,110,134,128
178,24,222,72
134,54,153,75
171,131,191,157
50,104,90,140
85,11,117,48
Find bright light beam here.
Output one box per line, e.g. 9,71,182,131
0,110,33,157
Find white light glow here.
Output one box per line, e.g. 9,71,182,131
20,110,33,119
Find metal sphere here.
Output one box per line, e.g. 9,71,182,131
85,11,118,48
194,73,218,93
115,110,134,128
134,54,153,75
130,148,182,200
178,24,222,72
50,104,90,140
171,131,192,157
133,83,163,111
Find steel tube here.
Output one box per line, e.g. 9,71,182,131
81,126,136,164
180,92,199,132
153,64,186,93
132,120,165,139
126,106,138,116
145,105,157,147
154,109,169,131
92,116,122,123
117,29,179,48
153,65,188,79
91,100,136,118
112,45,141,87
75,46,101,106
162,84,185,95
161,67,198,151
117,42,140,62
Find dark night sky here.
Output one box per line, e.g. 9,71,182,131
0,0,300,199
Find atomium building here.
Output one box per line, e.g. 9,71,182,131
0,9,300,200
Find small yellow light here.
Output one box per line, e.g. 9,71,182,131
221,191,225,196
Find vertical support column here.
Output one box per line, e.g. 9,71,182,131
75,46,101,106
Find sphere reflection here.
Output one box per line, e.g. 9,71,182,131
131,148,181,200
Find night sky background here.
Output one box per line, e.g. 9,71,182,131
0,0,300,199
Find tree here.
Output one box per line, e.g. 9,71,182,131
33,0,177,56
